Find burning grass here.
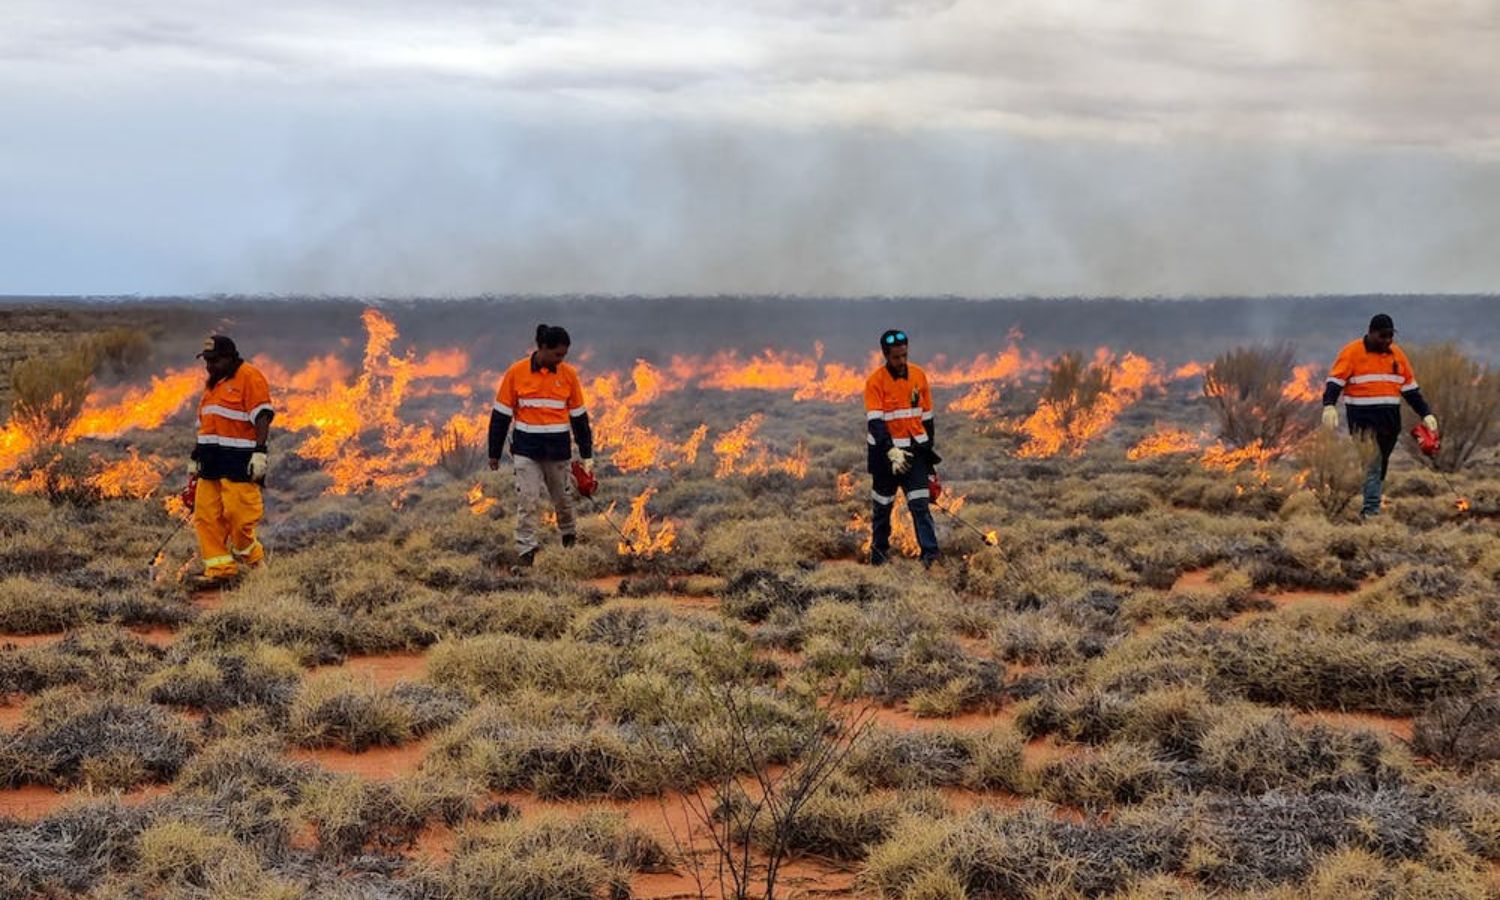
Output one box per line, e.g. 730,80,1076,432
0,304,1497,896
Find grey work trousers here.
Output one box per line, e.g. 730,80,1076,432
513,455,577,554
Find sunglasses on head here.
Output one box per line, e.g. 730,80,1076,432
883,331,908,345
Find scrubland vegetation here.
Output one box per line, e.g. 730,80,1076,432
0,302,1497,898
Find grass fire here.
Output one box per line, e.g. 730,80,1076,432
0,295,1497,899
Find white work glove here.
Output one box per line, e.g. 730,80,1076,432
248,450,268,481
581,458,595,475
1423,414,1439,435
1321,406,1339,431
887,446,912,475
187,458,200,477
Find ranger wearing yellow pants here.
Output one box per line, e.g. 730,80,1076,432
189,335,274,588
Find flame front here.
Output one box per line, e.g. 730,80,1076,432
1127,425,1203,460
1017,352,1160,458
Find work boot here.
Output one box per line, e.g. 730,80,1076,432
561,534,577,548
508,548,536,576
186,571,240,592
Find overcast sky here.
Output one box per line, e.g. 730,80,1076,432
2,0,1498,297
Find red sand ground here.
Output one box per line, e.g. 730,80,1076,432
0,633,66,649
322,652,430,689
127,625,181,648
290,739,433,781
0,783,169,821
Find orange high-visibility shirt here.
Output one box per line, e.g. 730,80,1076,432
864,363,933,447
1327,339,1418,408
198,362,273,450
494,357,588,435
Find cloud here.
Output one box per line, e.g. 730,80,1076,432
4,0,1499,151
2,0,1499,296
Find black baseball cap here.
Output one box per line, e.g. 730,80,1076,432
880,329,909,349
1369,314,1395,334
196,335,238,359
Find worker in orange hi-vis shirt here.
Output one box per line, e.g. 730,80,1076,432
189,335,274,589
488,323,595,571
1322,313,1437,520
865,328,940,568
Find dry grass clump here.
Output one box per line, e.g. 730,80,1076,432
0,689,198,789
1167,787,1477,889
0,799,152,896
799,597,1006,714
1100,510,1267,588
0,575,92,633
1122,570,1267,624
846,728,977,789
892,804,1184,898
389,681,470,736
720,569,817,623
1092,623,1488,715
1035,742,1184,811
1195,711,1411,793
1296,429,1374,519
296,772,468,858
846,725,1026,793
145,643,302,713
415,809,668,900
0,626,167,695
423,705,678,799
1412,692,1500,770
172,737,318,855
286,671,415,751
131,819,297,898
1300,839,1493,899
0,574,184,634
745,773,949,862
1014,687,1131,745
188,591,357,665
1062,485,1157,520
428,634,613,697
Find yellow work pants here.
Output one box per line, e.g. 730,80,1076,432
193,479,264,578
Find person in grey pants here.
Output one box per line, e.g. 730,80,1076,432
488,324,595,568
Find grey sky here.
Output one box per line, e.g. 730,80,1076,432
2,0,1499,296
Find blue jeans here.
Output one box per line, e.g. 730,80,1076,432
1356,428,1399,517
870,454,939,564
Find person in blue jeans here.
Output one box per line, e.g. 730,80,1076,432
864,329,940,566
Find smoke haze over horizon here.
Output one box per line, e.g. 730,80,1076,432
3,1,1500,297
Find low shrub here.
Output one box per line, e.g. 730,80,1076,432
0,690,198,789
286,672,414,751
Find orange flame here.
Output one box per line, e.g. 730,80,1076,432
1127,425,1203,460
613,487,676,557
1017,352,1159,458
1281,363,1321,403
713,414,765,478
948,383,1002,419
91,449,170,498
466,482,497,516
67,369,201,440
836,471,856,501
1199,440,1277,473
1456,497,1471,512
